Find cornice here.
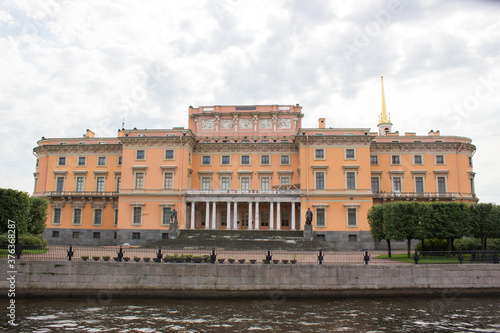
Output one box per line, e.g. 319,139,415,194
370,142,476,153
34,144,122,155
120,136,196,149
295,135,373,146
193,142,299,153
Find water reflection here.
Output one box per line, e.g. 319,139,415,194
4,296,500,332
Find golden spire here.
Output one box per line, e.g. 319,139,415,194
378,75,391,125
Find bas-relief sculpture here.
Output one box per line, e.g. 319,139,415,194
201,119,214,130
278,118,291,129
259,119,272,129
220,119,233,129
239,118,252,129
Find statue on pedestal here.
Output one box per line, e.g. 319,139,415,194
170,209,178,224
305,208,313,225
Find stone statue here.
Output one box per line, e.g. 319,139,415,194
170,209,178,224
305,208,313,225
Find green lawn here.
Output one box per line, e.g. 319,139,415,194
376,253,468,264
0,248,49,258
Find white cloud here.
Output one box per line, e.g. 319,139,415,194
0,0,499,204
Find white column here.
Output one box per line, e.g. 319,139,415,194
190,202,195,229
255,202,260,230
248,202,253,230
205,202,210,230
269,202,274,230
233,202,238,230
226,202,231,230
291,202,296,230
212,201,217,230
276,202,281,230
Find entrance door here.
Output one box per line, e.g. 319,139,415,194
240,211,248,230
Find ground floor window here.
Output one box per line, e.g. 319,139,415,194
93,232,100,239
348,234,357,242
132,232,140,240
72,231,80,239
316,208,326,227
73,208,82,225
52,230,59,238
53,208,61,225
132,207,142,225
93,209,103,226
260,211,269,227
162,233,168,239
347,208,357,227
221,213,227,227
281,211,290,227
162,207,171,225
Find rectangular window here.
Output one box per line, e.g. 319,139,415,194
165,150,174,160
281,211,289,227
280,177,290,185
96,177,105,192
221,156,230,165
53,208,61,225
391,155,400,165
316,208,326,227
58,156,66,166
415,177,424,193
436,155,445,164
202,177,211,190
114,209,118,226
73,208,82,225
118,156,122,166
414,155,423,165
348,234,357,242
370,156,378,165
201,213,205,227
315,149,324,159
72,231,80,239
132,232,141,240
241,155,250,165
36,158,39,167
392,177,402,192
468,156,472,166
281,155,290,165
116,177,121,192
136,150,145,160
162,207,171,225
371,177,380,193
221,177,230,190
98,156,106,166
133,207,142,225
76,177,85,192
260,177,270,190
135,173,144,189
164,173,173,189
52,231,59,238
78,156,86,166
56,177,64,192
261,155,270,165
437,177,446,193
241,177,250,190
260,211,269,227
315,172,325,190
162,233,168,240
221,213,227,227
347,208,357,227
202,156,211,165
345,149,355,159
94,209,102,225
346,172,356,189
93,232,100,239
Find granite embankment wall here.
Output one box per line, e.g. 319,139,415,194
3,262,500,298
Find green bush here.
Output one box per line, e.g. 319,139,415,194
0,233,47,246
415,239,448,251
454,238,500,251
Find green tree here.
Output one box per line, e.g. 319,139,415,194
468,203,500,250
427,202,469,252
367,205,392,257
28,197,48,235
0,188,29,234
383,202,424,258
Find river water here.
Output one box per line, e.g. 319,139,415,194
3,295,500,332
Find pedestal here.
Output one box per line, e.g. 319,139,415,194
303,223,313,241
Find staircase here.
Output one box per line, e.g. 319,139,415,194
143,230,337,251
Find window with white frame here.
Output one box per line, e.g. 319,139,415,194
391,155,401,165
221,177,230,190
315,149,325,159
435,155,445,165
437,176,447,193
316,208,326,227
415,176,424,193
56,176,65,192
346,172,356,190
280,177,290,185
58,156,66,166
116,176,121,192
135,172,144,189
345,148,355,159
96,177,105,192
98,156,107,166
241,155,250,165
261,177,270,190
118,156,122,166
162,207,171,225
78,156,86,166
136,150,145,160
201,177,211,190
280,155,290,165
371,177,380,193
73,208,82,225
164,173,173,189
315,172,325,189
165,150,174,160
370,156,378,165
93,208,103,226
261,155,270,165
76,176,85,192
414,155,423,165
347,208,357,227
240,177,250,190
221,155,230,165
202,156,211,165
392,177,402,192
53,208,61,225
132,206,142,225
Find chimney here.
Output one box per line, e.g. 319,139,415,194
84,129,95,138
318,118,326,129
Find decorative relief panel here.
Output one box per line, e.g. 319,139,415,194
278,118,291,129
259,119,272,129
220,119,233,129
201,119,214,130
239,118,252,129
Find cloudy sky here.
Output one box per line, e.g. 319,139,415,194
1,0,499,204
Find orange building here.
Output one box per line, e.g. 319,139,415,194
33,78,477,249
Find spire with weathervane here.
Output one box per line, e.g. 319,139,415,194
378,75,392,136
